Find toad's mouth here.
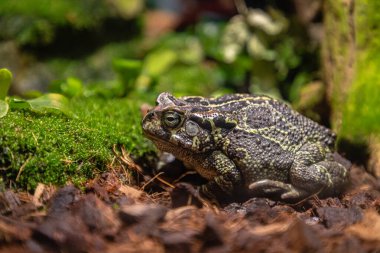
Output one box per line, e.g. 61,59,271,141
143,130,201,155
142,130,174,146
141,119,171,142
143,132,187,156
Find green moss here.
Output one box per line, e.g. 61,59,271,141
0,97,153,190
340,0,380,141
355,0,380,49
323,0,354,132
324,0,350,57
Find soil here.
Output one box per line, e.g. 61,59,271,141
1,162,380,253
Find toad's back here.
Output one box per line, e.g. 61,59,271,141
183,94,336,152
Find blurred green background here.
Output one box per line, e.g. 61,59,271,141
0,0,322,110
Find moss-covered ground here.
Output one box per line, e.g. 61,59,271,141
0,97,153,190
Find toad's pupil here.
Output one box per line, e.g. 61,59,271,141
166,116,176,122
163,112,181,128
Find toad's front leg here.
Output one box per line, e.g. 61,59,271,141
197,151,242,200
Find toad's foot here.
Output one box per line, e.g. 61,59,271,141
249,179,313,200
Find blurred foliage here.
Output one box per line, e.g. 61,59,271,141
0,0,143,45
0,68,12,117
0,68,12,100
122,32,226,100
0,0,319,104
218,8,313,99
105,8,316,103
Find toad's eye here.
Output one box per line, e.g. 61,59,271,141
162,111,182,128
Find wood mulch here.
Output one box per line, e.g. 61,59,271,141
1,162,380,253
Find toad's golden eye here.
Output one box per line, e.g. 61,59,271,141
162,111,182,128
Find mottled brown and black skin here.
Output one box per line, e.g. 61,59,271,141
142,92,350,202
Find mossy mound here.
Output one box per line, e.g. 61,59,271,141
0,97,153,190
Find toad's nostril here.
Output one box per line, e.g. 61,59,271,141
143,110,157,123
146,110,153,118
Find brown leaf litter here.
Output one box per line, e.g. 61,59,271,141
1,162,380,253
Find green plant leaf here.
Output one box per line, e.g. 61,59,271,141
113,59,142,93
8,97,31,109
0,99,9,118
0,68,12,99
113,58,142,73
27,93,71,116
61,77,83,97
143,49,177,77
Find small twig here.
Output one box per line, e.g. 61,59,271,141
31,132,39,146
289,191,322,207
141,172,175,190
113,145,175,190
115,145,144,174
153,175,175,189
16,155,32,182
171,171,198,184
32,183,45,207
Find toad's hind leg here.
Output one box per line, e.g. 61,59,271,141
283,143,349,199
249,143,349,200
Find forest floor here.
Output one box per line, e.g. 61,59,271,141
1,159,380,253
